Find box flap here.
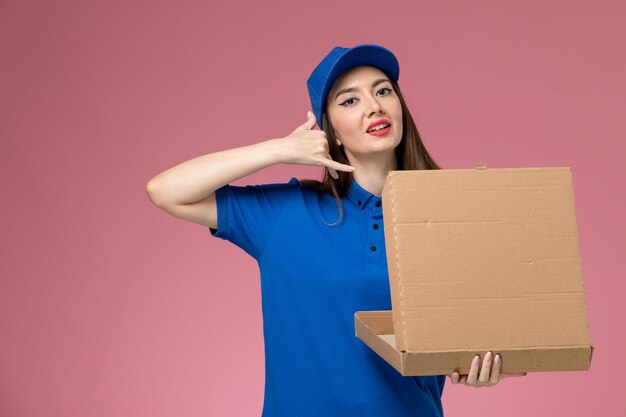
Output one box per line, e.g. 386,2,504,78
382,167,591,353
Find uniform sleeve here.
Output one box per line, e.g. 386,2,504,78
209,177,300,259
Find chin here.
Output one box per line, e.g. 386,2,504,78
352,146,397,159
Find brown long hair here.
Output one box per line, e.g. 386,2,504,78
300,79,441,225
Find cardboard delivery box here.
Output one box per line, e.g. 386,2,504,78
354,166,593,376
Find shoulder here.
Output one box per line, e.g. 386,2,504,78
234,177,335,208
257,177,322,196
248,177,303,190
225,177,303,195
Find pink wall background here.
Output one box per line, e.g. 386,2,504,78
2,0,624,416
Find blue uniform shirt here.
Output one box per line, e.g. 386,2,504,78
210,177,445,416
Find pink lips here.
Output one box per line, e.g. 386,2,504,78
366,119,392,136
367,126,392,136
367,119,390,132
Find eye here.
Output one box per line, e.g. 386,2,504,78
377,87,392,96
339,97,357,107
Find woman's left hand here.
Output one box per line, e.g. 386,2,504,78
449,352,527,387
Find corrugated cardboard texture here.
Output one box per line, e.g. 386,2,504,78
381,167,591,356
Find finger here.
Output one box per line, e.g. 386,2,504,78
450,372,459,384
489,353,502,385
327,166,338,180
317,155,355,173
330,161,355,173
478,351,493,385
321,152,350,172
300,111,317,130
466,355,480,385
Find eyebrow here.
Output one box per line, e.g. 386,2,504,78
333,78,391,100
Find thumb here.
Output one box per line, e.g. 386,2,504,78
301,110,317,130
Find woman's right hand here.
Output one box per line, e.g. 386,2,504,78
275,111,354,180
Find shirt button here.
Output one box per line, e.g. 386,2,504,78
373,223,379,230
375,201,381,207
371,245,377,252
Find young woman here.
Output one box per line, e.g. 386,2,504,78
146,44,525,416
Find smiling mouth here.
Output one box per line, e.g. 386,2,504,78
367,123,391,133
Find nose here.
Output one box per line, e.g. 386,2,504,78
365,94,384,117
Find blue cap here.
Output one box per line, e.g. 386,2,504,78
307,44,400,129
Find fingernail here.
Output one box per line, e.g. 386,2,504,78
307,110,311,117
473,355,480,364
485,351,493,360
495,354,501,364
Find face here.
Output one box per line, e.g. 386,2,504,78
326,65,403,162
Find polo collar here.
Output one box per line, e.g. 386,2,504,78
347,179,381,210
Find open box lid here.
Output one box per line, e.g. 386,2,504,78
381,167,591,354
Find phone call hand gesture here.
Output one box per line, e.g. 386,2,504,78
277,111,354,180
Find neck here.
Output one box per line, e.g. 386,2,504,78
348,152,398,197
